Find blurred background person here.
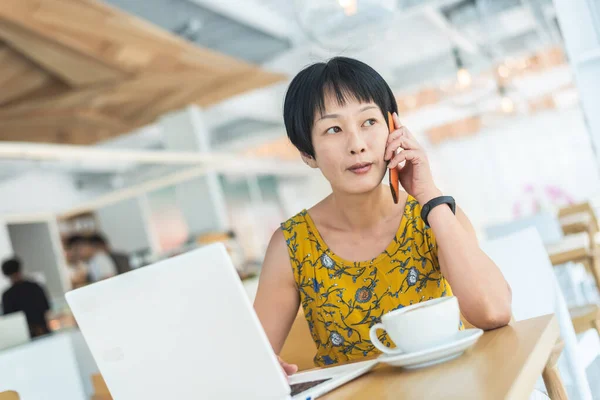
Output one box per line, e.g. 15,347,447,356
2,257,51,337
65,235,90,289
70,235,117,282
89,233,132,275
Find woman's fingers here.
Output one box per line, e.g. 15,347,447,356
386,126,404,144
388,149,422,169
283,362,298,375
384,138,401,161
388,115,419,144
392,112,403,130
278,356,298,375
385,134,420,161
385,117,423,161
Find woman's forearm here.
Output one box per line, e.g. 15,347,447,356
427,202,512,330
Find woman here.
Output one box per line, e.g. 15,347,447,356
254,57,512,373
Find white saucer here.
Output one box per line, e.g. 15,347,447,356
377,328,484,369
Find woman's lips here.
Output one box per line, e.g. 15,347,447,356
348,163,372,174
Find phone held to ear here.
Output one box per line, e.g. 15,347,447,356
388,112,399,204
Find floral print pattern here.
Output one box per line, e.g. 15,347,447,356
355,287,373,303
281,195,454,367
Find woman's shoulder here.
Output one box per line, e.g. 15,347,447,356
280,209,309,232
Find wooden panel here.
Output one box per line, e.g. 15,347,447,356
425,116,482,145
0,109,130,141
0,0,286,145
0,43,51,105
0,18,129,86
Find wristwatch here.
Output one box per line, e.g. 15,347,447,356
421,196,456,227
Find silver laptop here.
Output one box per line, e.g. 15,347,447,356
0,311,30,351
66,243,375,399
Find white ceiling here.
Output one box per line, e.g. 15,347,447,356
0,0,566,187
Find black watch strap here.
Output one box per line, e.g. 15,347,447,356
420,196,456,227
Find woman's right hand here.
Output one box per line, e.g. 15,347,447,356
278,356,298,376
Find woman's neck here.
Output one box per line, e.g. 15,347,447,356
327,184,398,231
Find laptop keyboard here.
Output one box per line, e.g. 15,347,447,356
290,378,332,396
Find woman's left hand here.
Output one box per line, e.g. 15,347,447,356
384,112,441,204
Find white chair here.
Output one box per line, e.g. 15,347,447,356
482,228,596,400
485,212,564,245
485,213,598,306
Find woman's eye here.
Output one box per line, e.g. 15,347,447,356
326,126,342,134
363,119,376,127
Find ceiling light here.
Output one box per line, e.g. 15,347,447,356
500,96,515,114
294,0,396,51
497,64,510,79
338,0,357,16
452,48,471,89
456,68,472,88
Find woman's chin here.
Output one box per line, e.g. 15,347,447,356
339,179,382,195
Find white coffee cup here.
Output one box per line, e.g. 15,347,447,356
369,296,460,355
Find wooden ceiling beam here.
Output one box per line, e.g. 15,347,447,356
196,68,284,106
0,129,119,145
0,108,130,131
0,0,286,145
0,71,251,116
0,20,129,86
0,1,131,86
0,43,52,105
9,0,257,75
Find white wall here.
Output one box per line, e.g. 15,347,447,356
160,106,230,234
8,222,69,302
0,220,13,296
554,0,600,163
95,197,153,254
0,172,102,215
177,176,229,235
427,108,600,229
277,171,331,220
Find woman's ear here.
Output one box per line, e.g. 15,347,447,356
301,152,318,168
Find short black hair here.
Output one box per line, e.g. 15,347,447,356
89,233,108,247
2,257,21,277
283,57,398,158
66,234,87,248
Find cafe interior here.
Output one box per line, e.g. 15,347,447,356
1,0,600,399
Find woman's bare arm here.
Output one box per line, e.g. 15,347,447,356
430,205,512,330
253,228,301,354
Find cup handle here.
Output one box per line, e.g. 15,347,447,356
369,323,398,354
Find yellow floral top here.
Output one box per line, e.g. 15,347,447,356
281,195,455,367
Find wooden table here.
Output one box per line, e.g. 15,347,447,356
322,315,559,400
